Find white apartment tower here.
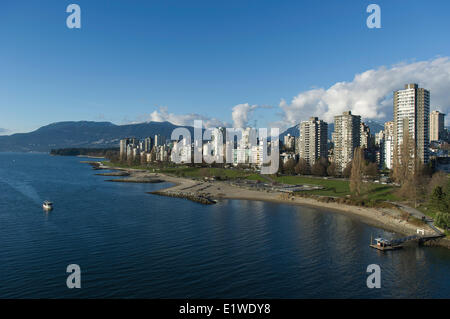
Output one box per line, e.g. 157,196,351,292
384,121,394,169
299,117,328,167
393,83,430,164
332,111,361,174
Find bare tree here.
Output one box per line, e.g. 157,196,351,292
343,162,352,178
427,171,448,196
295,158,309,175
364,162,379,180
283,158,296,175
140,152,147,165
311,157,328,176
392,126,414,185
327,162,336,177
350,147,365,196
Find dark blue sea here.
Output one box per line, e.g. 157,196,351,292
0,153,449,298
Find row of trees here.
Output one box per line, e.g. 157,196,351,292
387,130,449,228
280,153,379,180
430,179,450,230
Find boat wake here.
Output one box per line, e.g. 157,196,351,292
0,169,42,205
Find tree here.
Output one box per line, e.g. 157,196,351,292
350,147,366,197
392,126,413,185
283,158,296,175
311,157,328,176
435,211,450,230
127,154,133,166
327,162,336,177
431,186,446,211
396,155,430,207
427,171,448,196
364,162,379,180
295,158,309,175
140,152,147,165
343,162,352,178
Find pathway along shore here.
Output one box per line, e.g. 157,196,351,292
86,161,450,249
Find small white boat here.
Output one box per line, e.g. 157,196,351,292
43,201,53,211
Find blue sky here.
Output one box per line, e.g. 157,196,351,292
1,0,449,134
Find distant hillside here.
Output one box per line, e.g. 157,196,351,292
50,147,119,157
281,120,385,141
280,124,300,138
0,121,193,152
1,118,388,152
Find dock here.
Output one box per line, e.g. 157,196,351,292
369,244,402,251
370,233,445,251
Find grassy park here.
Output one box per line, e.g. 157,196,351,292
103,161,399,201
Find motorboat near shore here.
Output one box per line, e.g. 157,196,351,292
43,201,54,211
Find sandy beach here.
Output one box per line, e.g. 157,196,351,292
95,162,449,248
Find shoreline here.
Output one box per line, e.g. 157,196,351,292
92,161,449,249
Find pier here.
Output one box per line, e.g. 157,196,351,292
370,233,445,251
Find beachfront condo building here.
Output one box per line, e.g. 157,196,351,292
299,117,328,167
384,121,394,169
430,110,446,142
144,137,153,153
393,83,430,164
332,111,361,174
360,122,372,149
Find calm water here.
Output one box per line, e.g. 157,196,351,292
0,153,449,298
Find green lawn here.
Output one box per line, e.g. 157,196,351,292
104,161,252,179
104,161,399,201
272,175,399,200
162,166,250,179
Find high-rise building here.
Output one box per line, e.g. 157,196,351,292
283,134,295,151
393,83,430,164
299,117,328,167
360,122,371,149
154,134,166,147
231,128,255,165
430,110,445,141
332,111,361,173
375,130,384,168
120,138,137,161
119,138,130,160
375,130,384,147
144,137,153,153
384,121,394,169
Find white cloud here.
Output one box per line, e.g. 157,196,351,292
231,103,272,128
279,57,450,127
149,106,229,128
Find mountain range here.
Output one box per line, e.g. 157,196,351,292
0,119,386,152
0,121,191,152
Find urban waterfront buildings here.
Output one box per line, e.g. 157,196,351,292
332,111,361,173
299,117,328,167
360,122,371,149
384,121,394,169
117,82,440,175
283,134,295,151
393,83,430,164
430,110,446,142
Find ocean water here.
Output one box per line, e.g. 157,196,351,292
0,152,449,298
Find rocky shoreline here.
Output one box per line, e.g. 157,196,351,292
149,190,217,205
83,160,449,248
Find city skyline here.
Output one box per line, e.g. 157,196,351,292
1,1,450,135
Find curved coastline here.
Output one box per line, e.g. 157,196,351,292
91,161,450,248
